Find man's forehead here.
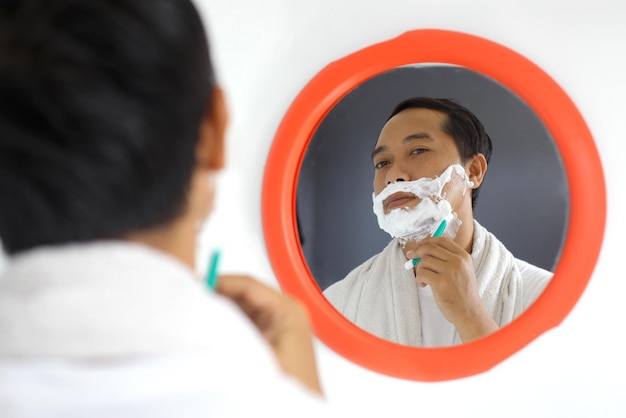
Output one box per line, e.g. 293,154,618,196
381,107,443,136
386,108,446,130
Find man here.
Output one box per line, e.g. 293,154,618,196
324,97,551,347
0,0,332,415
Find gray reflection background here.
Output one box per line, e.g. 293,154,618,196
297,65,569,291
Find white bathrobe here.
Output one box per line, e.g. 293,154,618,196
324,221,551,346
0,242,330,418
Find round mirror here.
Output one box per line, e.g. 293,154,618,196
262,29,605,381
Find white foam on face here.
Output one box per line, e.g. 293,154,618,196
372,164,473,242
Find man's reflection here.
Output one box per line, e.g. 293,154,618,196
324,97,551,347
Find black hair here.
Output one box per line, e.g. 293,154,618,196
0,0,215,254
387,97,493,209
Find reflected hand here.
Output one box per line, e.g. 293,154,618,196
406,237,498,343
216,275,322,395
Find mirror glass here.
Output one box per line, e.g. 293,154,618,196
297,64,568,343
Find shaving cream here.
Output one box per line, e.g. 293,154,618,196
372,164,473,243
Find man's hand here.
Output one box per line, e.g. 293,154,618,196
405,237,498,343
216,275,322,395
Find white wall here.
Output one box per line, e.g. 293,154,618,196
196,0,626,416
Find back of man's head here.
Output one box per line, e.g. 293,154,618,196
0,0,214,255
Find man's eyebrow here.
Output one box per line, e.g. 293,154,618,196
371,145,387,161
371,133,433,160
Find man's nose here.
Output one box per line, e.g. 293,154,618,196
386,163,411,184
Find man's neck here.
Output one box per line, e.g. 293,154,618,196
451,200,475,254
124,219,197,271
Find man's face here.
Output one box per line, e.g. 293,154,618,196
372,108,469,214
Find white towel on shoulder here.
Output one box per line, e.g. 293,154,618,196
323,220,524,346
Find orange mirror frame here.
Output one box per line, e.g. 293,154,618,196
262,29,605,381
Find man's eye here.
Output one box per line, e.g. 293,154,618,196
374,161,389,169
411,148,427,155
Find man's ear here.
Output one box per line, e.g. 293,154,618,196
196,86,228,171
466,153,487,189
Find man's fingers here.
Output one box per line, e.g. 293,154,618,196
408,236,464,255
407,244,449,265
216,274,256,298
217,275,274,306
217,275,279,325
